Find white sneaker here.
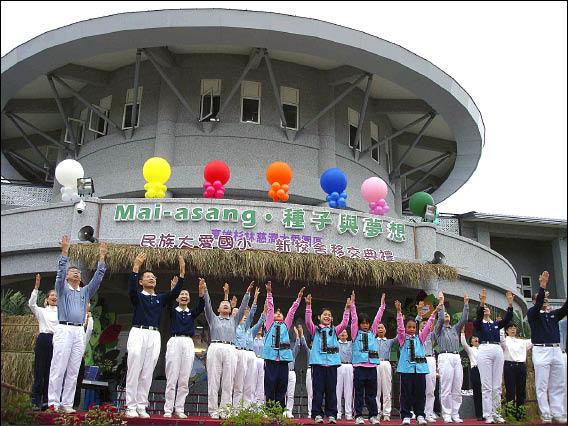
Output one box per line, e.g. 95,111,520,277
541,419,552,424
493,414,505,424
402,418,411,425
60,407,76,414
163,413,172,418
417,416,427,425
383,416,390,422
173,412,187,419
328,416,337,424
451,417,463,423
426,416,436,423
210,413,220,419
346,415,353,420
125,409,139,418
443,415,453,423
553,417,567,424
356,417,366,425
370,416,381,424
315,415,324,423
136,408,150,418
484,417,494,424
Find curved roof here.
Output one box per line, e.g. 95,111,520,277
1,8,484,203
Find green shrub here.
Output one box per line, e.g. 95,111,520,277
221,401,295,426
0,392,35,425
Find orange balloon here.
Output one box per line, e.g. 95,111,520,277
266,162,292,185
268,189,276,199
281,184,289,192
271,182,281,190
281,192,290,202
277,189,286,199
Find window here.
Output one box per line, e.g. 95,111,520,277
200,79,221,121
521,275,532,299
241,81,261,124
371,121,379,163
280,86,299,130
122,87,143,129
89,95,112,138
64,108,87,146
348,108,361,151
44,146,58,170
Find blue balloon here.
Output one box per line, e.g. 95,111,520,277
326,194,331,201
320,168,347,194
338,198,347,208
328,200,338,208
340,191,347,199
330,191,339,200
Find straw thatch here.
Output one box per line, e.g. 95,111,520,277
70,244,458,286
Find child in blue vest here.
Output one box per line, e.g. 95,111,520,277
395,299,440,425
262,281,305,411
305,292,352,424
350,291,386,425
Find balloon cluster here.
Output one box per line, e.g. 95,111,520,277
203,160,230,199
55,159,84,203
320,168,347,208
408,191,434,217
369,199,390,215
143,157,171,198
266,162,292,202
361,176,389,215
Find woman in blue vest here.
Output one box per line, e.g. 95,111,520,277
262,281,304,411
395,299,440,426
350,291,386,425
304,292,352,424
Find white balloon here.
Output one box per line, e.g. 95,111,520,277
71,193,81,203
61,193,71,202
60,186,66,194
55,159,84,187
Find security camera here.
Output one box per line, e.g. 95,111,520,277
75,199,86,214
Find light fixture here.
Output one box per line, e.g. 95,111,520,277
429,251,445,265
424,204,437,222
77,177,95,197
78,225,97,243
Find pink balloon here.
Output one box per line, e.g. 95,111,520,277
369,201,377,209
213,180,223,190
204,181,212,189
360,177,388,202
214,189,225,198
205,186,215,196
377,199,386,207
383,205,390,214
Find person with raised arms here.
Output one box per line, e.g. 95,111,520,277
375,322,397,422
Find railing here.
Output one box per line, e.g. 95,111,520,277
1,183,53,207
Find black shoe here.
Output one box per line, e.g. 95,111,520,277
32,405,41,412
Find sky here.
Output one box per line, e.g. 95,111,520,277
1,1,567,219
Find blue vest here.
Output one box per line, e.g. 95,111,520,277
352,330,380,365
262,322,293,362
309,325,341,366
397,335,429,374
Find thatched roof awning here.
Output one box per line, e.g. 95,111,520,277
70,244,457,286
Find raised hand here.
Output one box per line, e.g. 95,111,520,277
230,295,238,309
178,255,186,278
133,252,146,273
60,235,70,256
416,300,424,316
297,287,305,299
198,278,206,297
380,293,386,306
34,273,41,290
294,326,299,339
247,281,255,293
351,290,356,305
539,271,549,289
171,275,179,290
464,293,469,305
254,286,261,302
99,242,108,261
305,294,312,305
297,324,304,337
438,290,445,305
345,297,352,309
479,289,487,306
506,291,514,306
265,281,272,294
394,300,402,312
223,283,229,300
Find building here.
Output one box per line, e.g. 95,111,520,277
2,8,565,415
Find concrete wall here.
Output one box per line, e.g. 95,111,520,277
59,55,398,213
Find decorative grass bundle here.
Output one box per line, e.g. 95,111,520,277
1,352,35,394
70,244,458,286
1,314,37,352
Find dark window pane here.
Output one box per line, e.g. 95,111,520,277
349,125,359,149
371,138,379,161
523,289,532,299
282,104,298,129
124,103,140,129
201,94,212,119
200,96,220,122
242,98,260,123
521,277,531,286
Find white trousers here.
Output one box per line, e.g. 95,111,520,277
125,327,161,410
533,346,566,419
164,336,195,415
254,357,265,404
306,367,313,418
48,324,86,408
206,343,237,417
376,361,392,417
336,364,353,418
424,356,437,418
563,352,567,415
285,370,297,416
438,353,463,418
242,351,257,406
477,344,504,419
233,349,248,406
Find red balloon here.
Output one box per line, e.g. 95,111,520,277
204,161,230,185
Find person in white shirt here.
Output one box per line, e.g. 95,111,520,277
72,304,94,409
460,330,482,421
29,273,58,411
501,323,532,413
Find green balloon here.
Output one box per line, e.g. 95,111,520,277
409,192,434,216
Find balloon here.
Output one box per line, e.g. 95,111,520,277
360,177,388,202
281,193,289,202
277,189,286,199
143,157,171,184
61,193,71,202
320,168,347,194
383,205,390,214
205,186,215,197
369,202,377,209
377,199,386,207
204,160,230,185
213,180,222,190
271,182,281,191
337,198,347,208
266,162,293,185
409,192,435,217
214,189,224,198
281,184,289,192
268,189,276,199
340,191,347,199
329,200,337,208
203,181,211,189
55,159,84,187
330,192,339,200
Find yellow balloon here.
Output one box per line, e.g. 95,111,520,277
143,157,171,184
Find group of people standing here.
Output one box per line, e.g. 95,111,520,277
28,236,567,425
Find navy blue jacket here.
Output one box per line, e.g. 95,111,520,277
527,287,567,344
